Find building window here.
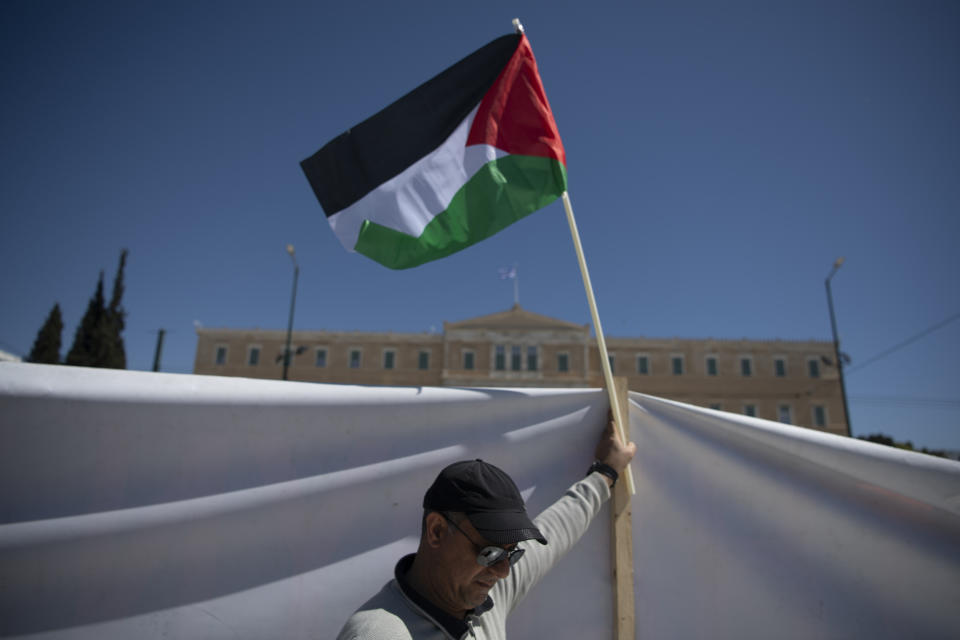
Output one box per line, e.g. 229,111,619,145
247,346,260,366
775,358,786,377
813,405,827,427
526,346,538,371
315,348,327,368
557,353,569,372
214,345,228,365
511,345,522,371
778,404,792,424
636,355,649,375
740,357,753,377
463,350,475,371
706,356,717,376
383,350,395,370
672,356,684,376
744,404,757,417
608,354,616,373
495,345,505,371
418,351,430,370
808,358,820,379
349,349,362,369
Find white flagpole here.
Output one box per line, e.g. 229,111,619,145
561,191,636,495
513,263,519,306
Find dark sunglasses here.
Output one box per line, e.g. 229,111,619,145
442,513,525,567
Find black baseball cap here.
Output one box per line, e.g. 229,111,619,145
423,459,547,545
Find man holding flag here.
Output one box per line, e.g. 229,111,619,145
306,28,638,637
336,415,635,640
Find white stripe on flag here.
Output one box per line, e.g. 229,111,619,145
327,105,509,251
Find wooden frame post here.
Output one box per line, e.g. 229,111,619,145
611,376,635,639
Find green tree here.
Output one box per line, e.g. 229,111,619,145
858,433,947,459
105,249,128,368
27,303,64,364
65,250,129,369
859,433,897,448
65,271,111,367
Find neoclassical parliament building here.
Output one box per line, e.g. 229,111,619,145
194,305,848,436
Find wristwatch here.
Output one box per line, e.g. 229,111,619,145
587,460,618,487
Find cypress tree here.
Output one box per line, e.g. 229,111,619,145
27,303,64,364
66,271,111,367
106,249,128,369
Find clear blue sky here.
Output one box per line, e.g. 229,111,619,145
2,1,957,450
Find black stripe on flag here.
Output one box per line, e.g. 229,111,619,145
300,34,521,218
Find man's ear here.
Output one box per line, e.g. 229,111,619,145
424,512,447,548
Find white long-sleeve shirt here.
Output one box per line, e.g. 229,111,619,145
336,472,611,640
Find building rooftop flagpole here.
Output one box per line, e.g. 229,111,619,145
514,263,519,306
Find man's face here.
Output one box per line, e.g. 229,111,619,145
437,516,515,612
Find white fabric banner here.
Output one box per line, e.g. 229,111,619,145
628,394,960,639
0,364,614,639
1,363,958,639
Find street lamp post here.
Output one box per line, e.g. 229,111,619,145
282,244,299,381
825,257,851,436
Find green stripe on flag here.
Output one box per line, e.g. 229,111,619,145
353,155,568,270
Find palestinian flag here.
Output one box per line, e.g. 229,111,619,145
300,33,566,270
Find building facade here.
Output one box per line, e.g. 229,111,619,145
194,305,848,436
